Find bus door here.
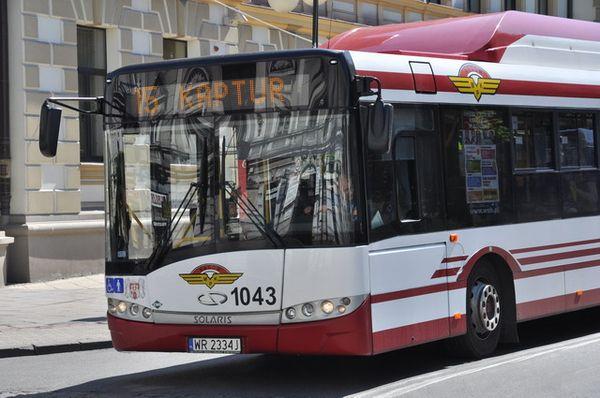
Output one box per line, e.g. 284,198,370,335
368,106,453,349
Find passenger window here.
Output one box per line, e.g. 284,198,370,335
367,105,444,240
561,171,600,217
559,113,596,168
512,111,554,169
394,136,418,221
442,108,515,228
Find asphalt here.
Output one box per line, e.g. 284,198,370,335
0,275,111,358
1,307,600,397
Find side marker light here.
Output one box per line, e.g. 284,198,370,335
453,313,462,320
449,234,459,243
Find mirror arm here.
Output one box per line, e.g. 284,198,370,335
45,96,120,117
46,96,102,115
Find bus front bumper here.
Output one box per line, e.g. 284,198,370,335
107,297,372,356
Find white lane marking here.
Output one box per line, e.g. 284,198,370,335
348,333,600,398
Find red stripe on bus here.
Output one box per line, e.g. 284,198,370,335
356,70,600,99
373,315,467,354
518,247,600,266
373,245,600,304
371,281,467,304
510,238,600,254
373,287,600,353
375,258,600,303
441,255,468,263
516,259,600,279
517,287,600,321
431,267,461,279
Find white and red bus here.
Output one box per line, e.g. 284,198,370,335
39,11,600,358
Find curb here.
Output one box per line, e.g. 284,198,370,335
0,341,113,359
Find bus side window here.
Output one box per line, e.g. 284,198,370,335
394,136,419,221
367,104,445,240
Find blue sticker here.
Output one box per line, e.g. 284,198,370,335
106,277,124,294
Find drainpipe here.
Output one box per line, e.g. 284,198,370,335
0,0,10,225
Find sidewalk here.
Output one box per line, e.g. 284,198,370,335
0,274,112,358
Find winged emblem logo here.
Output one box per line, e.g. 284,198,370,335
179,264,243,289
449,63,500,102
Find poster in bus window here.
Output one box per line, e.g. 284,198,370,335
462,111,501,214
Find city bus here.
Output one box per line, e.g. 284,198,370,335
39,11,600,358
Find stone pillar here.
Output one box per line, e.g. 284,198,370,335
0,232,14,286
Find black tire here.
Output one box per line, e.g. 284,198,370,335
446,260,503,358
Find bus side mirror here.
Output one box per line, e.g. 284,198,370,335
367,98,393,153
39,101,62,157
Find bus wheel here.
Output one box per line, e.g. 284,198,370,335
448,261,503,358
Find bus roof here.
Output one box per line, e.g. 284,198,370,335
325,11,600,70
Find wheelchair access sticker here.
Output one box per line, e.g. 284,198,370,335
106,277,124,294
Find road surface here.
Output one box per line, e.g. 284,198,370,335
2,307,600,397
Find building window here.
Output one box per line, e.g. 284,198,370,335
163,38,187,60
466,0,481,12
537,0,548,14
77,26,106,162
505,0,516,10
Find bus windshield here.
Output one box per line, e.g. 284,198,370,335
104,53,362,272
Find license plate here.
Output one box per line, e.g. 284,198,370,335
188,337,242,353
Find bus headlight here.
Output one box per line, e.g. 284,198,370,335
117,301,127,313
142,307,152,319
107,299,117,314
320,300,334,314
281,294,367,324
107,299,154,323
285,307,296,320
302,303,315,317
129,303,140,316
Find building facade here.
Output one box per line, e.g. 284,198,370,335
0,0,596,283
439,0,596,20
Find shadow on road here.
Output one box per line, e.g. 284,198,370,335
29,306,600,398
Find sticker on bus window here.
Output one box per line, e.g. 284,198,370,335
125,278,146,300
106,277,124,294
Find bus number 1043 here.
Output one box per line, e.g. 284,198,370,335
231,286,276,306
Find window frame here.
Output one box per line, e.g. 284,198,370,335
77,25,107,163
466,0,481,13
163,38,188,60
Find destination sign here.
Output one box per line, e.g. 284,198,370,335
129,74,310,118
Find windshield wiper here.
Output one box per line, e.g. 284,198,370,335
219,137,285,249
222,181,285,249
144,181,202,271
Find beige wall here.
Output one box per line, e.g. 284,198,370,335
5,0,465,282
4,0,597,283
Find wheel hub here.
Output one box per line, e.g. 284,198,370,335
470,281,500,336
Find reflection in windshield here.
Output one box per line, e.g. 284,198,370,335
105,110,358,265
219,111,355,247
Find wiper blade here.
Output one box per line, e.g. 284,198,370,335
218,135,285,249
145,182,202,271
223,182,286,249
